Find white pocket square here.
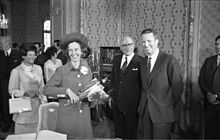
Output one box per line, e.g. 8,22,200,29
14,60,18,62
132,68,138,71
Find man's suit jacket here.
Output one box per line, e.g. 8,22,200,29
0,49,22,80
35,52,48,70
139,50,183,123
0,49,22,127
198,55,218,109
111,54,143,113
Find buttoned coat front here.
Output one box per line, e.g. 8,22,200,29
8,62,46,134
43,59,93,138
9,63,45,124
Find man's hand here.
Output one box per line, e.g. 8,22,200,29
207,92,218,103
66,88,79,104
212,100,220,105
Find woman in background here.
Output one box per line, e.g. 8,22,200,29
8,43,47,134
43,33,93,138
44,46,63,83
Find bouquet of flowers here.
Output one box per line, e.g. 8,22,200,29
79,78,110,106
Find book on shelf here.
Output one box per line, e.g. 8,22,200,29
102,65,112,72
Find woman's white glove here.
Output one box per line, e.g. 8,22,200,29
66,88,80,104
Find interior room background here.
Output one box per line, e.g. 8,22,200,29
1,0,220,136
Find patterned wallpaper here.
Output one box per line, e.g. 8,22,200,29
81,0,191,130
199,0,220,69
122,0,189,68
81,0,189,69
81,0,121,48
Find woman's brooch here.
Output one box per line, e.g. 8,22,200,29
80,66,88,75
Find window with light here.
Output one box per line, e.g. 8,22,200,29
43,20,51,51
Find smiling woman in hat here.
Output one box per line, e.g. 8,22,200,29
43,33,93,138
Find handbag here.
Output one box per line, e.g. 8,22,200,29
9,93,32,114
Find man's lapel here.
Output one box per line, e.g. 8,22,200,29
214,55,218,70
117,55,123,76
147,51,164,86
122,54,137,75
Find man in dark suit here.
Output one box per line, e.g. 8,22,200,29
34,42,48,69
198,35,220,139
0,36,22,132
137,28,183,139
54,40,67,65
111,36,143,139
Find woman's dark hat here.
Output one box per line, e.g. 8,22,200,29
60,33,89,50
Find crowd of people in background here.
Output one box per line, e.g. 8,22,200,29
0,37,67,135
0,33,98,138
0,29,219,139
0,29,185,139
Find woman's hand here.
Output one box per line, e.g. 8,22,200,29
23,91,38,98
66,88,80,104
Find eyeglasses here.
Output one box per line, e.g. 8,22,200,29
26,55,37,58
121,43,133,47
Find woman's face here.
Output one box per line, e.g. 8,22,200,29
22,51,37,65
68,42,82,62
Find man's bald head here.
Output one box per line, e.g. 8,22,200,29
121,36,134,46
120,36,135,56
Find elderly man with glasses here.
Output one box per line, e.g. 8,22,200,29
110,36,144,139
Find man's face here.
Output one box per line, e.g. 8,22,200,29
215,38,220,55
34,44,40,54
39,44,44,52
0,36,11,51
54,42,61,50
142,33,159,56
120,37,135,56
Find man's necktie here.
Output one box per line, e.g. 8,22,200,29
121,57,127,73
5,52,8,57
147,57,151,74
213,57,220,96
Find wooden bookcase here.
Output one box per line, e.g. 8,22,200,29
99,46,122,91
